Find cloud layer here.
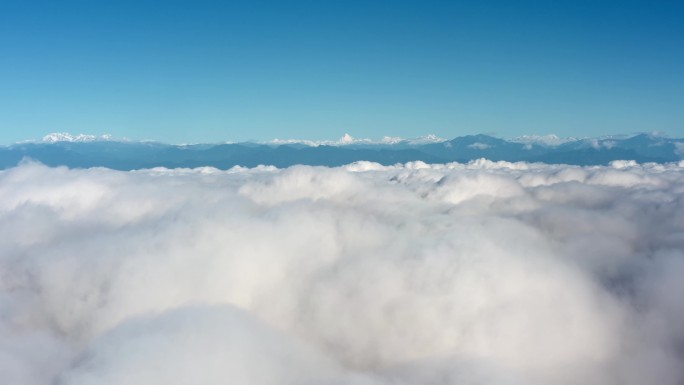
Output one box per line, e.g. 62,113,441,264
1,160,684,385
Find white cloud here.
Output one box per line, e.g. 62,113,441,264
587,139,617,150
674,142,684,157
1,160,684,385
467,142,491,150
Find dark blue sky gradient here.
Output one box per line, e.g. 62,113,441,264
1,0,683,143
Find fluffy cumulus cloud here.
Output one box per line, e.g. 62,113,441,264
1,159,684,385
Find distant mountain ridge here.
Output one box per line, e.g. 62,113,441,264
1,133,682,170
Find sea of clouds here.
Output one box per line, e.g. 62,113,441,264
1,159,684,385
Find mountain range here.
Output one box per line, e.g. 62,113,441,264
1,133,682,170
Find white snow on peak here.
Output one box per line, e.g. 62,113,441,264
339,133,355,144
268,133,371,147
42,132,114,143
381,136,404,144
268,133,444,147
405,134,447,144
268,138,329,147
511,134,579,147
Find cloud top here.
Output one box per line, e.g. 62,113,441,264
1,160,684,385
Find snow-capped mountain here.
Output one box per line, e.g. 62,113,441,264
41,132,116,143
1,133,682,170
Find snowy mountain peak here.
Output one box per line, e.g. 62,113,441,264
511,134,579,147
42,132,113,143
339,133,355,144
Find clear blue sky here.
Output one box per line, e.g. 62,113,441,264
1,0,683,144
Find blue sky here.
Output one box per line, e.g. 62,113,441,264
1,0,683,144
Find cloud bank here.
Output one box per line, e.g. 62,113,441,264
1,160,684,385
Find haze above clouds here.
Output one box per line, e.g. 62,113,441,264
1,160,684,385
